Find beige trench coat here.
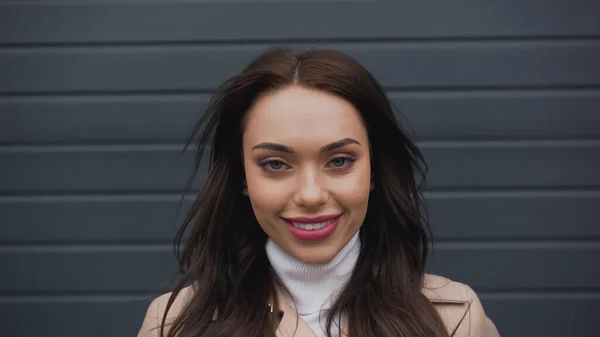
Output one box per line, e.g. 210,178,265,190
137,274,500,337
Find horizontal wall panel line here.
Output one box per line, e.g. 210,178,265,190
432,237,600,244
422,189,600,198
3,35,600,49
1,189,599,201
0,193,193,201
0,240,179,246
2,139,600,152
2,37,600,50
0,291,157,303
1,2,599,44
0,244,174,253
0,89,215,97
0,143,191,152
470,287,600,294
479,292,600,300
3,85,600,97
2,241,600,252
433,242,600,249
0,295,152,303
2,87,600,101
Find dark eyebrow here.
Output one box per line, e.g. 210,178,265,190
252,142,294,153
320,138,361,152
252,137,361,153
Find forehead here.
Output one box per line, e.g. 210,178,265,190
243,86,367,145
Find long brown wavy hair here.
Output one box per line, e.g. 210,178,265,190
160,47,449,337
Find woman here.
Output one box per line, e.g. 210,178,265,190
137,47,500,337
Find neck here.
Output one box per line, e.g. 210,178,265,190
265,231,361,315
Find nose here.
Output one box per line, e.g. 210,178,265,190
293,168,329,207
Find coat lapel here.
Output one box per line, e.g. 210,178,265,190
274,295,318,337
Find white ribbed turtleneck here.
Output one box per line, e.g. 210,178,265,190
265,231,360,337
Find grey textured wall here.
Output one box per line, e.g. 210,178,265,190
1,2,599,337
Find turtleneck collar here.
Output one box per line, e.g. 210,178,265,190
265,230,361,315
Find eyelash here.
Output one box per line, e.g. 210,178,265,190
258,155,356,172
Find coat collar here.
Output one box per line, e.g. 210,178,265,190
421,273,471,304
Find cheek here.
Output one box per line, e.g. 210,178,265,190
243,161,287,215
248,187,286,214
331,162,372,207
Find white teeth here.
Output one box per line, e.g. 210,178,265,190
291,219,334,231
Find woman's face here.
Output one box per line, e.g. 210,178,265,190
242,85,372,264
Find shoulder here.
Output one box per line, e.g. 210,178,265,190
422,274,501,337
136,285,195,337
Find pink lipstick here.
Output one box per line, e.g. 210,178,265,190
282,214,342,241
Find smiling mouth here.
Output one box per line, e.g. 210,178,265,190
281,214,342,241
281,214,342,230
289,219,336,231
